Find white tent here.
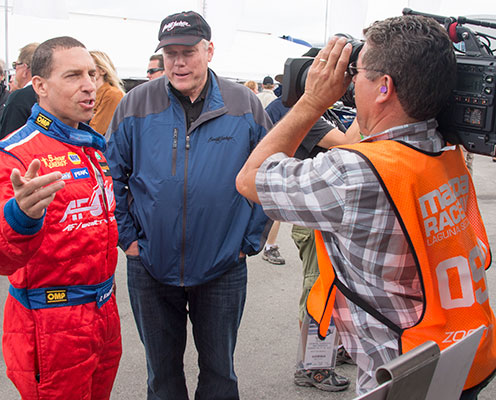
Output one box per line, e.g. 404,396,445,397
2,0,496,81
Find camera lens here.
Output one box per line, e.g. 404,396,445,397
335,33,364,66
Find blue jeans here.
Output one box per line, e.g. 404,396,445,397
127,255,247,400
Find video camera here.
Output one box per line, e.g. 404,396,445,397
281,9,496,157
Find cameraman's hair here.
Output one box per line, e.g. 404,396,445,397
149,54,164,69
18,42,39,67
31,36,86,79
363,15,456,121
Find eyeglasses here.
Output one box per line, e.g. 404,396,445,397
147,67,164,75
347,61,385,78
12,61,26,70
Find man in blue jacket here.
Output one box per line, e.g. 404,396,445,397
106,10,271,400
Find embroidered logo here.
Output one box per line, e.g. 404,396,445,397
71,167,90,180
45,289,68,304
61,171,72,180
68,152,82,165
40,154,67,168
208,136,234,143
162,20,190,33
34,113,53,130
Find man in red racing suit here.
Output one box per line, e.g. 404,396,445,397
0,37,121,399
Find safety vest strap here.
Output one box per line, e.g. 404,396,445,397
307,230,337,339
310,230,403,339
9,274,114,310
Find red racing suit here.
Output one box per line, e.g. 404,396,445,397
0,104,121,399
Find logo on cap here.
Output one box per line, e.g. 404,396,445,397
163,20,191,33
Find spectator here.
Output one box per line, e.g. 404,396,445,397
0,36,121,399
0,59,9,121
256,75,277,108
265,86,358,391
89,50,125,135
106,10,271,400
147,54,165,80
237,15,496,397
244,80,258,94
8,74,20,92
0,43,38,138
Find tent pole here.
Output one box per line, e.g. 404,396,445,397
4,0,8,67
324,0,329,44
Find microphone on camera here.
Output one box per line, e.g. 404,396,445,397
448,22,462,43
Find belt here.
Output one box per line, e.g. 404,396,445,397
9,275,114,310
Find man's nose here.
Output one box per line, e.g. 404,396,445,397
82,74,96,92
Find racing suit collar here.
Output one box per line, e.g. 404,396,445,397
27,103,107,152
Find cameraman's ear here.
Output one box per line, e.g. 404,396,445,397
377,75,393,102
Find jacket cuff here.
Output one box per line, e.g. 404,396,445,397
4,198,45,235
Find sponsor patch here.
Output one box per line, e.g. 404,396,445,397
34,113,53,130
95,151,102,160
99,161,111,177
71,167,90,180
68,152,82,165
61,171,72,180
40,154,67,169
45,289,68,304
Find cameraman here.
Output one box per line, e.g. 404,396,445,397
237,15,496,398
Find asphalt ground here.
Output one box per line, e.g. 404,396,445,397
1,154,495,399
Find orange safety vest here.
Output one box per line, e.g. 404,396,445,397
307,140,496,389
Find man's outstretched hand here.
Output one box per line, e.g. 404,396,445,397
11,159,65,219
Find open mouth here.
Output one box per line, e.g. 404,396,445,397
80,99,95,109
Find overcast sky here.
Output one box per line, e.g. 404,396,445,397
2,0,496,79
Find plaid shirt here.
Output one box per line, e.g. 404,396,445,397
256,119,444,394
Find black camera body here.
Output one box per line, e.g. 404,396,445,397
281,35,363,109
438,55,496,156
281,10,496,157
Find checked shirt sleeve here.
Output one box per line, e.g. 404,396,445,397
255,149,356,232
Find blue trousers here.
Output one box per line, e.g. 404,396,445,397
127,255,247,400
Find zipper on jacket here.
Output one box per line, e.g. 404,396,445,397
180,135,191,286
172,128,178,176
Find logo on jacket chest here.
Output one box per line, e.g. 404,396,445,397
40,154,67,169
208,136,234,143
59,181,115,231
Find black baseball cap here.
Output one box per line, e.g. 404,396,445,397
263,76,274,85
156,11,212,51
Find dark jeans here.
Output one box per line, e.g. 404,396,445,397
127,255,247,400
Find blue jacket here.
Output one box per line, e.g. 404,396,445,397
106,70,272,286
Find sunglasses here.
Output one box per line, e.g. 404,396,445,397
347,61,386,78
147,67,164,75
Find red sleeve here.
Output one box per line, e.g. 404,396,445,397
0,153,45,276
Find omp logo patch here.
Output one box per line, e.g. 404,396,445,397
68,152,81,164
71,167,90,180
34,113,53,130
45,289,68,304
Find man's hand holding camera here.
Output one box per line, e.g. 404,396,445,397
236,36,354,203
300,37,352,117
11,159,65,219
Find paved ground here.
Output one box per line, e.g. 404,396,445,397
1,154,495,399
